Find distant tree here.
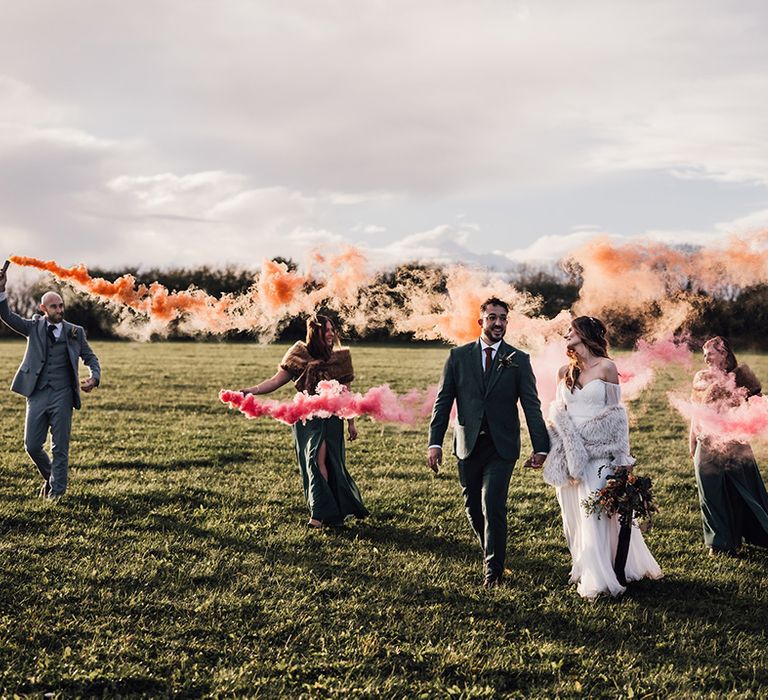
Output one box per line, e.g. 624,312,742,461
514,269,580,319
2,260,765,348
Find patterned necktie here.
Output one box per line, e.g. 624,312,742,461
47,324,57,344
484,346,493,376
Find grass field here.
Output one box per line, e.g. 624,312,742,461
0,341,767,698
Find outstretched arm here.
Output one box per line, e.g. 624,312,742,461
241,368,293,395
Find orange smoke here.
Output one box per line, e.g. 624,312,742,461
397,266,571,347
8,250,572,347
569,237,690,313
15,229,766,347
257,259,308,313
567,230,768,338
307,247,369,308
10,255,234,328
570,230,768,311
8,251,374,339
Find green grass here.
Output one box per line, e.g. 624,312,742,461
0,341,767,698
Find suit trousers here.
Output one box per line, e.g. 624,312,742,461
24,386,73,496
457,434,515,580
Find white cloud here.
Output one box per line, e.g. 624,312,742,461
372,224,511,268
0,75,70,124
500,231,609,264
0,2,767,270
351,224,388,235
2,2,767,194
325,191,401,205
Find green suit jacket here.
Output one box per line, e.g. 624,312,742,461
429,339,550,462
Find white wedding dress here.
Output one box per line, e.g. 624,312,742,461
555,379,663,598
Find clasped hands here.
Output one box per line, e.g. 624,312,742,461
426,447,546,473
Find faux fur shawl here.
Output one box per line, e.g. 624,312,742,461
280,341,354,394
542,402,634,487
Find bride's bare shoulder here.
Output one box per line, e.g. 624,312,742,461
599,357,619,383
557,364,568,380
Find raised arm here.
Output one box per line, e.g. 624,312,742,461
0,268,35,337
241,368,293,395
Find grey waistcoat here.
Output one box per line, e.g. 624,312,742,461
36,336,74,392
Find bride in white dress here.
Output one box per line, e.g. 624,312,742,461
543,316,663,599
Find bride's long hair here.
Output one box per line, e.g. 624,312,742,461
566,316,610,392
702,336,737,373
305,314,338,362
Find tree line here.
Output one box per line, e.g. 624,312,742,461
2,261,766,349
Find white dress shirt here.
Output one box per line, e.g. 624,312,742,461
479,338,502,369
428,337,502,450
47,321,63,339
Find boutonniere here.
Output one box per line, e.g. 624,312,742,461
498,351,518,371
68,327,79,340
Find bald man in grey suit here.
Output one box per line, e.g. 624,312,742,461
0,265,100,499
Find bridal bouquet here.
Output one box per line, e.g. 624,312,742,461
581,466,658,529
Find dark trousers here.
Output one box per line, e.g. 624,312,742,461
457,434,515,580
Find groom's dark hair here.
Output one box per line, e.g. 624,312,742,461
480,297,509,313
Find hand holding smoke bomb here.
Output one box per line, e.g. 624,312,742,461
0,259,9,291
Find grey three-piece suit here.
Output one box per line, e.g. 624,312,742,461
0,297,100,496
429,339,550,580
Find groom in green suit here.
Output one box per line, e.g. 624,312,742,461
427,297,550,587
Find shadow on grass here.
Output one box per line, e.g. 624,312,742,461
71,451,253,472
19,675,187,697
339,518,480,560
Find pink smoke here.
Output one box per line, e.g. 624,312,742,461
530,340,568,415
615,338,693,400
669,393,768,444
530,336,692,414
220,380,439,425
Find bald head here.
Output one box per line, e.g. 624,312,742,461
40,291,65,324
41,291,63,306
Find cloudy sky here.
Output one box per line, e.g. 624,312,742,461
1,0,768,271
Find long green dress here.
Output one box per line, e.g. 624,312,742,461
281,342,369,524
292,416,369,524
692,365,768,553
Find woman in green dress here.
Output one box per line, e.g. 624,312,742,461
241,315,369,528
689,336,768,555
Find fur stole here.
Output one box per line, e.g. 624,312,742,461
280,341,354,394
542,402,634,487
